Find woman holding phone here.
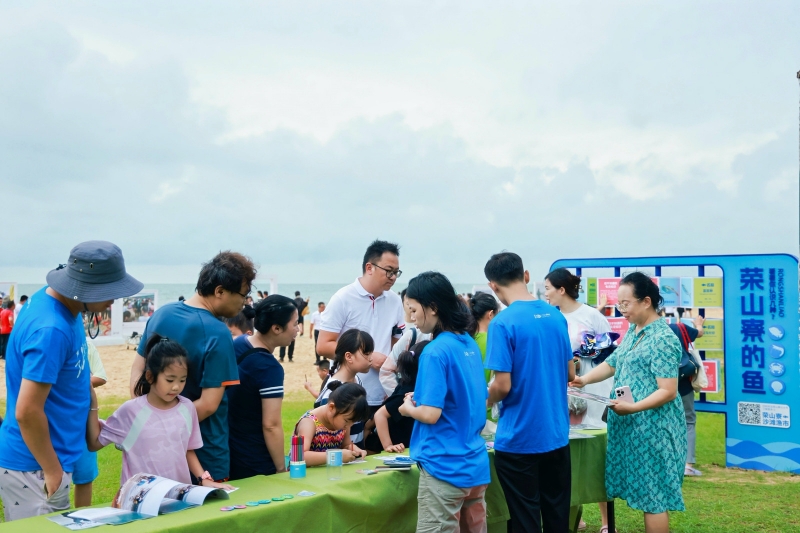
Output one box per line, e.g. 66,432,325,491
571,272,686,533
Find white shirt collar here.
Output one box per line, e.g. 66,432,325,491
354,277,385,300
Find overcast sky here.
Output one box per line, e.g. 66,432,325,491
1,1,798,284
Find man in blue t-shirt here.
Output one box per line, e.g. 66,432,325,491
484,252,575,533
129,251,256,482
0,241,142,521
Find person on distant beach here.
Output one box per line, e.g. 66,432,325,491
294,291,309,336
0,241,142,521
309,302,326,363
14,295,28,319
317,240,405,413
129,251,256,482
0,299,15,358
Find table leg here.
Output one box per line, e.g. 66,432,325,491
607,500,615,532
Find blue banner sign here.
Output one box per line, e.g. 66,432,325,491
550,254,799,474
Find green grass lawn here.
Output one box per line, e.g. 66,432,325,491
1,397,799,532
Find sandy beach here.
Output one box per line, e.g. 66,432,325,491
0,333,323,404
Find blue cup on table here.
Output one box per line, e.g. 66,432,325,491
290,461,306,479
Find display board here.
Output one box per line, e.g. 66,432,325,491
550,254,800,474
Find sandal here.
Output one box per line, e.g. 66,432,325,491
578,520,587,531
599,527,618,533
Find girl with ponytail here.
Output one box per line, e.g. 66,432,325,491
86,335,232,491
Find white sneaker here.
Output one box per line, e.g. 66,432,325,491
684,466,702,476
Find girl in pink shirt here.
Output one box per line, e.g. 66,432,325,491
86,335,232,492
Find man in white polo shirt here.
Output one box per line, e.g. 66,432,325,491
317,240,405,422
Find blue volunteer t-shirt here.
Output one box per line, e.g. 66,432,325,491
485,299,572,454
410,332,490,488
227,335,284,479
0,288,90,473
138,301,239,480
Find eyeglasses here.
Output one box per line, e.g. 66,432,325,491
370,263,402,279
615,299,641,312
227,287,251,299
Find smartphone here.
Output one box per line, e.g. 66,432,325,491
614,385,634,404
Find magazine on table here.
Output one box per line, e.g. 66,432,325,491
567,387,615,406
47,473,230,530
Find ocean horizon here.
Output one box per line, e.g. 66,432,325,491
17,281,496,307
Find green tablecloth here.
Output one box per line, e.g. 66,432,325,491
4,431,607,533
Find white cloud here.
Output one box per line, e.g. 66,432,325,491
0,1,797,283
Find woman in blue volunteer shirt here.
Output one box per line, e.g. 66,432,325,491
399,271,491,533
227,295,299,480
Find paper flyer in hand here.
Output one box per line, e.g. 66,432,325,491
567,387,615,406
48,473,230,529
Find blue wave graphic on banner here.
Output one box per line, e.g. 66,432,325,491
726,440,800,473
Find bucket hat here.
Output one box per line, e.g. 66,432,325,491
46,241,143,303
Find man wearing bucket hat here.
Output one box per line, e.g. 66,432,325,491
0,241,142,521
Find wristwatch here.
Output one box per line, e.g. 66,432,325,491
200,471,213,484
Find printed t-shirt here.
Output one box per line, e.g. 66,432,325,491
138,301,239,480
227,335,285,478
318,279,405,405
485,300,572,454
99,395,202,485
563,304,613,428
315,376,365,444
0,308,14,334
0,288,90,472
410,332,490,489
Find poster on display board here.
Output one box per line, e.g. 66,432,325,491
597,278,621,305
703,359,721,394
109,290,159,337
659,277,681,307
694,319,724,351
607,317,630,341
550,254,800,474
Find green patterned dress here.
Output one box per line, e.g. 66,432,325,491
604,318,687,513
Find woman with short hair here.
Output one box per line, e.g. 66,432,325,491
571,272,686,533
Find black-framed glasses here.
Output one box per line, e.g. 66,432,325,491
227,287,251,299
371,263,402,279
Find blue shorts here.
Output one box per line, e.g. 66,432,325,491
72,446,99,485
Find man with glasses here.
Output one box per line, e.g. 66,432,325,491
129,251,257,482
316,240,405,437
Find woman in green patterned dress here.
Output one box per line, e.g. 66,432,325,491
571,272,686,533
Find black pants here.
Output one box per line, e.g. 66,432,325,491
495,444,571,533
0,333,9,357
279,340,295,361
313,330,320,363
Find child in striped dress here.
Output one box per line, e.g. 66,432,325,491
294,382,369,465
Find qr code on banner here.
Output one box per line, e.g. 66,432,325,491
738,402,761,426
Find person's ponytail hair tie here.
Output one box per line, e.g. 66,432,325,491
467,292,500,336
134,334,190,397
545,268,582,301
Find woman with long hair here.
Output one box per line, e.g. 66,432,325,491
399,271,490,533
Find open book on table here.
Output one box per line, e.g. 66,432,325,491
48,473,230,529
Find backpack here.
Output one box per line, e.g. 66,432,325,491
676,323,708,393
